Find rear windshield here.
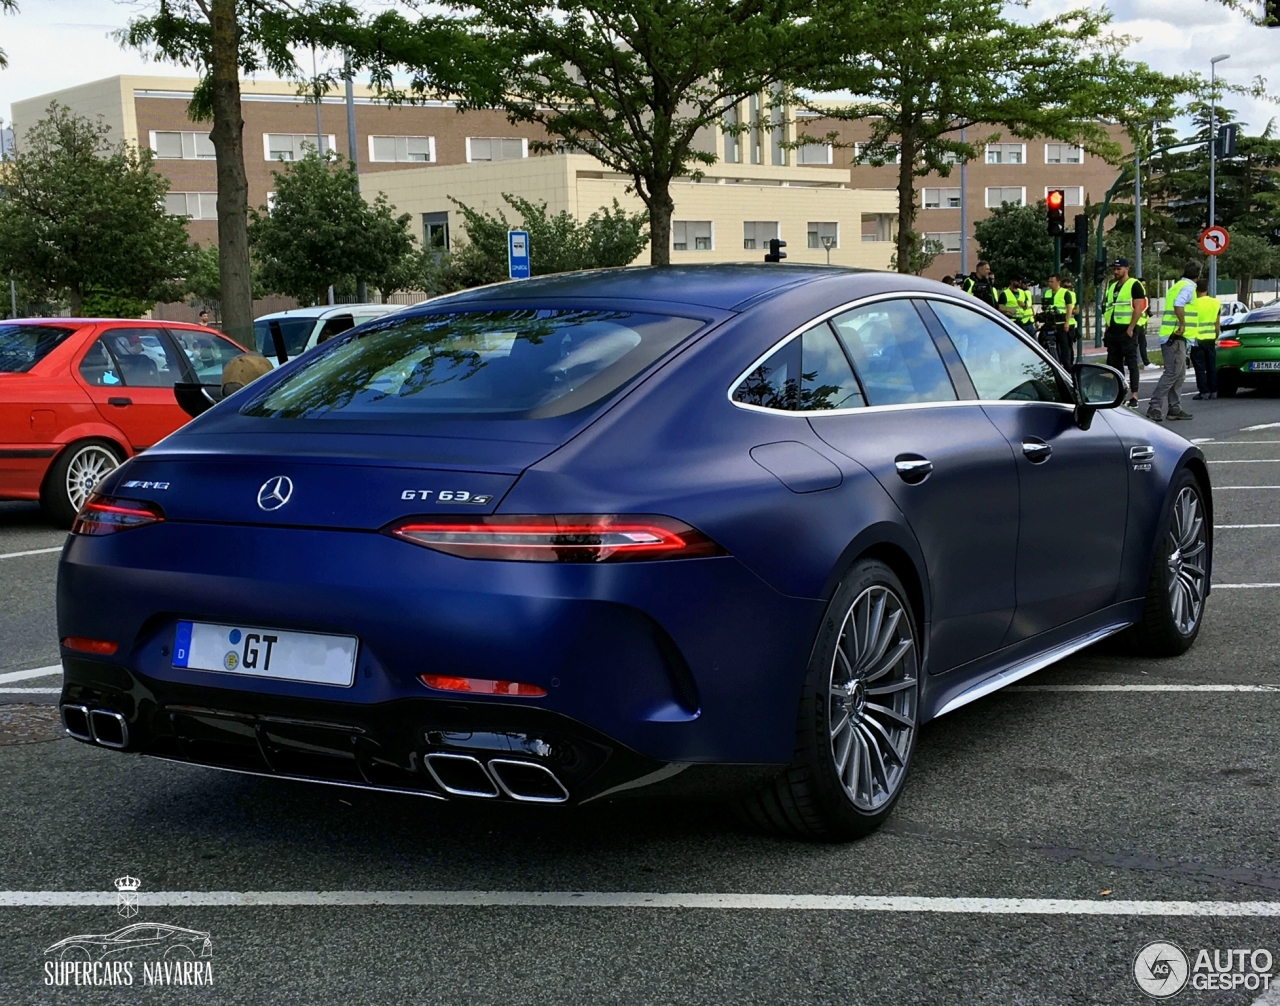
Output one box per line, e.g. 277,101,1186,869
242,309,703,420
253,317,316,359
0,324,76,373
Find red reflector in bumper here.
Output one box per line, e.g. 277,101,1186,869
386,514,725,563
61,637,118,655
419,674,547,697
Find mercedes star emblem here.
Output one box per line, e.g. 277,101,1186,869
257,476,294,511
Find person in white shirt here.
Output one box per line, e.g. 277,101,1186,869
1147,262,1200,422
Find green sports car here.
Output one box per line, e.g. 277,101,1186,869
1218,304,1280,396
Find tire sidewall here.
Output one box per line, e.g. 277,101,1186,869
41,439,123,527
799,559,921,836
1150,468,1210,647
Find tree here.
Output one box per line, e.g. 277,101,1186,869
796,0,1173,273
973,202,1057,285
326,0,820,266
444,194,649,288
248,149,415,304
121,0,304,344
888,233,944,276
0,0,17,67
0,105,194,313
1219,232,1279,299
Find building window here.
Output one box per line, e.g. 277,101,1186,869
723,101,740,164
164,192,218,220
743,221,778,250
150,131,215,160
1045,143,1084,164
423,211,450,251
672,220,712,251
264,133,335,161
853,142,900,164
922,187,961,209
807,221,838,250
924,231,962,253
985,186,1025,208
1044,185,1084,207
796,142,831,165
770,85,786,166
466,137,527,162
369,135,435,163
985,143,1025,165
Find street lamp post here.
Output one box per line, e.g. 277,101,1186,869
1209,53,1231,295
821,235,835,265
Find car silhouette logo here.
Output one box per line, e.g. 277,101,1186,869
257,476,293,511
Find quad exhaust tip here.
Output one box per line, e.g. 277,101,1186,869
423,752,569,803
61,705,129,749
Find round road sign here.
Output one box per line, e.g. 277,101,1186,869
1199,226,1229,256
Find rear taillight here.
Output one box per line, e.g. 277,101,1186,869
385,514,726,563
420,674,547,697
1217,338,1240,348
61,636,118,655
71,494,165,536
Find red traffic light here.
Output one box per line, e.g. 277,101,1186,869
1046,190,1065,211
1046,189,1066,236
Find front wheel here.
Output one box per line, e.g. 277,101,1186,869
740,559,920,841
1122,471,1210,657
40,440,122,528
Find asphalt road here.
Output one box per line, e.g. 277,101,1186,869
1,395,1279,1005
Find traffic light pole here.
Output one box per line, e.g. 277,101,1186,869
1054,236,1061,275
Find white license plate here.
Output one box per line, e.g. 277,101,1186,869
172,621,358,686
1248,361,1280,371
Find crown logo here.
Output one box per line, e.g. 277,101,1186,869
114,875,141,918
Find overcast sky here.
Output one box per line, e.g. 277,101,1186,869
0,0,1275,133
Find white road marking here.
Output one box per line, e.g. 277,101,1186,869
1202,441,1280,445
1209,459,1280,464
1009,684,1280,693
0,890,1279,915
0,546,61,561
0,687,59,695
1243,422,1280,431
1252,983,1280,1006
1216,486,1280,490
1215,524,1280,528
1214,583,1280,589
0,666,60,685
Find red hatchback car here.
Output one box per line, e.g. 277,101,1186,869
0,319,247,525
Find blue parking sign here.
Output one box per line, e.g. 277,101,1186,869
508,230,531,279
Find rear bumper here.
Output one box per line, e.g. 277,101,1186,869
57,521,823,775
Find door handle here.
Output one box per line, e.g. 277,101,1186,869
106,397,132,407
894,456,933,484
1021,440,1052,463
1130,445,1155,461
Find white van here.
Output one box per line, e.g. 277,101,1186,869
253,304,403,364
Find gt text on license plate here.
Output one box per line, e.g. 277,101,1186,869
172,621,358,686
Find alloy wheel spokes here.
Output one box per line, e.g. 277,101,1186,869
1166,486,1208,636
827,584,918,812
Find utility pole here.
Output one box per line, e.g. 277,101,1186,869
1208,54,1231,295
312,48,325,156
1133,146,1143,278
958,125,968,277
345,55,368,303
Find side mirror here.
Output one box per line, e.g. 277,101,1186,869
1070,362,1126,430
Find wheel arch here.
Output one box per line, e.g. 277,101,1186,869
819,521,931,636
38,436,129,501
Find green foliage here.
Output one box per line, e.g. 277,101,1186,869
0,0,16,68
973,202,1057,285
0,104,194,314
247,150,415,304
1219,232,1280,296
186,243,224,307
443,195,649,289
323,0,821,264
888,233,944,276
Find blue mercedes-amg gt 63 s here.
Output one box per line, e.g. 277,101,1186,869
56,266,1211,840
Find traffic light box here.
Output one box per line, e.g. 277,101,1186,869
1061,214,1088,274
764,238,787,263
1046,190,1066,236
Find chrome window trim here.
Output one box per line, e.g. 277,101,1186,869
727,290,1074,415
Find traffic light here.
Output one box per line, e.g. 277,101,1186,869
1046,189,1066,236
1061,216,1088,274
764,238,787,263
1217,124,1238,158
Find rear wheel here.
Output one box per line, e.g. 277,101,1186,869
740,559,919,841
40,440,122,528
1123,470,1209,657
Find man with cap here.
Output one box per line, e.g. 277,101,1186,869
1102,257,1147,410
1188,276,1220,400
961,260,997,308
1147,261,1200,422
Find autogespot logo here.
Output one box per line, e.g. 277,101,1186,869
256,476,293,511
1134,941,1190,999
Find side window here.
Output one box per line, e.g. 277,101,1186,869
316,315,355,345
732,325,866,412
168,329,247,384
830,300,956,406
98,328,185,388
78,337,124,386
928,300,1070,403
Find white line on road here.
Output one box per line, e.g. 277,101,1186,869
0,546,61,561
1209,460,1280,464
0,687,59,695
1214,583,1280,589
0,666,60,684
1,890,1280,915
1215,486,1280,490
1200,441,1280,446
1215,524,1280,529
1009,684,1280,693
1243,423,1280,431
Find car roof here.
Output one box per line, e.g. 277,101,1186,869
255,304,398,321
1234,304,1280,323
434,264,871,311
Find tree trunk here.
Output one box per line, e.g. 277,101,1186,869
208,0,254,347
68,289,82,315
895,131,917,274
647,181,674,267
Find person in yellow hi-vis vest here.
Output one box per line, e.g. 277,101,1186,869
1147,261,1200,422
1188,277,1220,399
1012,278,1037,339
